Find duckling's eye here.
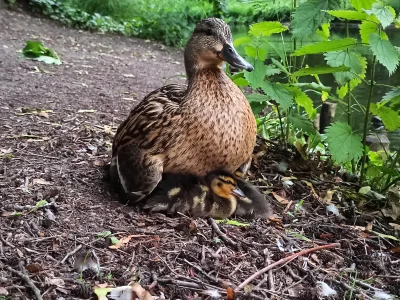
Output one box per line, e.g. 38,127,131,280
205,29,213,36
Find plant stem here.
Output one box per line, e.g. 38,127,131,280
359,55,377,184
276,105,286,145
381,149,400,192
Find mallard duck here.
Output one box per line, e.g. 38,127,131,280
234,172,273,218
142,170,244,219
110,18,256,202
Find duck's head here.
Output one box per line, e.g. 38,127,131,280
207,170,245,200
184,18,253,77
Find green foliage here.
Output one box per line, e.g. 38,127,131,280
22,40,62,64
325,122,363,164
230,0,399,193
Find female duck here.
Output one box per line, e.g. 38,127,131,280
142,170,244,219
111,18,256,202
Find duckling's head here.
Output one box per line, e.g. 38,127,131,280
207,170,245,200
184,18,253,77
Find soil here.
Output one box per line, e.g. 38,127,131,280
1,8,400,300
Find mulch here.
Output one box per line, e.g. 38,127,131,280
0,8,399,300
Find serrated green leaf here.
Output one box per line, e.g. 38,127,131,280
292,82,332,92
365,3,395,29
35,199,48,209
295,92,315,118
271,58,289,75
382,87,400,101
316,22,331,41
369,33,399,75
265,64,282,76
325,122,363,164
246,93,269,103
337,84,348,99
326,10,367,20
359,15,389,44
250,101,268,115
292,38,357,56
324,51,367,85
96,231,112,238
292,66,350,77
234,36,252,47
288,112,316,135
350,0,374,11
292,0,340,38
249,21,288,37
244,59,266,88
22,40,62,65
261,81,293,111
370,103,400,131
233,77,249,87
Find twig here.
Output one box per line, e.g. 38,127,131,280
181,259,220,284
207,218,238,249
61,245,82,264
235,243,340,292
1,263,43,300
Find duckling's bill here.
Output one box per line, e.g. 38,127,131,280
219,43,253,72
232,186,245,198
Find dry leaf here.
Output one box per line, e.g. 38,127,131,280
123,74,136,78
32,178,53,185
272,192,290,205
389,223,400,230
16,248,24,258
390,247,400,253
322,189,335,204
109,235,148,249
45,278,65,286
93,160,105,167
226,287,235,300
131,283,153,300
302,180,319,200
189,220,198,234
25,263,42,273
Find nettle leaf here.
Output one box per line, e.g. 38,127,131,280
295,92,316,119
288,112,316,135
261,81,293,111
369,33,399,75
271,58,289,75
234,36,252,47
316,22,331,41
326,10,367,20
265,64,282,76
233,77,249,87
324,51,367,85
365,3,396,29
359,15,388,44
250,101,268,115
244,59,266,88
292,66,350,77
292,0,340,38
325,122,363,164
383,87,400,102
249,21,288,37
350,0,374,11
292,38,357,56
370,103,400,131
246,93,269,103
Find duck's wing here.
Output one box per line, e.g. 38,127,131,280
110,84,186,202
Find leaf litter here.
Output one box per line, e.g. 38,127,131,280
0,8,399,300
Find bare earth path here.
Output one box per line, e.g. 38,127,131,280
1,8,400,300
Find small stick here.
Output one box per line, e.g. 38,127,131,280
61,244,82,264
207,218,238,249
1,263,43,300
235,243,340,292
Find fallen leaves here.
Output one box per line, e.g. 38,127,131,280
272,191,290,205
94,283,154,300
109,235,150,250
15,108,53,118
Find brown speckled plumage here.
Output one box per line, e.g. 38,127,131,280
111,18,257,201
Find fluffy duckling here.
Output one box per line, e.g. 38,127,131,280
234,172,273,219
142,170,244,219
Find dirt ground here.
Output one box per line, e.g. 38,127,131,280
1,8,400,300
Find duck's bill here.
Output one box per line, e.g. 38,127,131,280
219,43,254,72
232,186,245,198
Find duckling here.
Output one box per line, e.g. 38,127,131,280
142,170,244,219
234,174,273,219
110,18,256,202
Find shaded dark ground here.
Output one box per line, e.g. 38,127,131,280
1,8,400,300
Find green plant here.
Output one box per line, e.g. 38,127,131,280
22,40,62,64
229,0,400,193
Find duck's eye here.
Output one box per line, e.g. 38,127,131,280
205,29,213,36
